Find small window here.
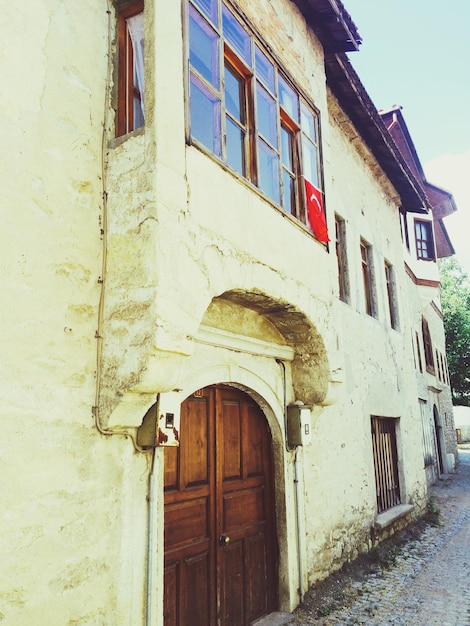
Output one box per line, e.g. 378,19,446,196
117,2,145,137
415,331,423,373
371,417,401,513
419,399,435,468
400,210,410,251
415,220,435,261
335,215,349,303
422,318,434,374
360,239,376,317
384,261,399,329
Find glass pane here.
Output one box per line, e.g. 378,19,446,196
301,102,317,141
226,116,245,175
191,0,218,26
133,96,145,130
302,137,319,187
224,65,243,122
222,5,251,65
258,139,280,204
255,45,275,92
190,7,219,87
257,83,277,146
279,75,298,121
282,170,295,214
281,126,293,169
190,74,222,156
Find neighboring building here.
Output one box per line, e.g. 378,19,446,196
0,2,457,625
454,405,470,442
380,105,458,485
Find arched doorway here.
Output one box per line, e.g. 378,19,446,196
163,385,278,625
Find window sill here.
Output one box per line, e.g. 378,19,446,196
109,125,145,149
374,504,414,530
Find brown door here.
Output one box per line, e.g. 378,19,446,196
164,385,278,626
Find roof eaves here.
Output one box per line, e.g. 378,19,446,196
291,0,362,52
325,53,430,213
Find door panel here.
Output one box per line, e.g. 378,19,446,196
164,386,277,626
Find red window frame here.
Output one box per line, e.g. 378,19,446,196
117,1,144,137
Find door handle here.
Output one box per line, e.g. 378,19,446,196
219,534,230,546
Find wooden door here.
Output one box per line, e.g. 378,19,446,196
164,386,278,626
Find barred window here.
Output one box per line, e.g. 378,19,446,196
371,417,401,513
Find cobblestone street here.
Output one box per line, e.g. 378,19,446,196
291,448,470,626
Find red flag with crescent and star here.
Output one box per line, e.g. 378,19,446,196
304,179,329,242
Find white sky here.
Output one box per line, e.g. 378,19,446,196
343,0,470,276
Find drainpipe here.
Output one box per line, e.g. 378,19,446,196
293,447,305,603
276,359,304,604
146,446,158,626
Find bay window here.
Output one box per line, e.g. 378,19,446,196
188,0,325,236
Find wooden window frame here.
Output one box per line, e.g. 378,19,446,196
414,219,436,261
360,239,376,317
335,215,349,303
415,331,423,373
422,317,435,374
117,1,145,137
384,261,399,330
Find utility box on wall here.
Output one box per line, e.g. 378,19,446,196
287,403,312,447
157,392,182,446
137,392,182,448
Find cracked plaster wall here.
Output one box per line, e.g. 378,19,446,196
1,2,149,624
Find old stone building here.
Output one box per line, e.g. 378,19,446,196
1,1,457,625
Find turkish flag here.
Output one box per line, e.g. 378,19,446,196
304,179,329,242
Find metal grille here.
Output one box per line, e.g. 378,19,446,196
371,417,401,513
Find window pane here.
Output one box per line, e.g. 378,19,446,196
257,83,277,146
224,65,243,122
222,5,251,65
133,96,145,130
302,137,319,186
282,170,295,214
190,74,221,156
226,116,245,175
191,0,218,26
255,45,275,92
279,75,298,121
301,102,317,141
258,139,280,204
281,126,293,169
190,7,219,87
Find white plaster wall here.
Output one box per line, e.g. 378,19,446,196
294,103,429,584
0,2,150,624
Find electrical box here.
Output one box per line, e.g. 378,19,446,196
157,392,182,446
136,392,182,449
287,403,312,447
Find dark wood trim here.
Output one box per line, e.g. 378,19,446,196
404,263,440,288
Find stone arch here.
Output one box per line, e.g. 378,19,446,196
205,289,330,406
